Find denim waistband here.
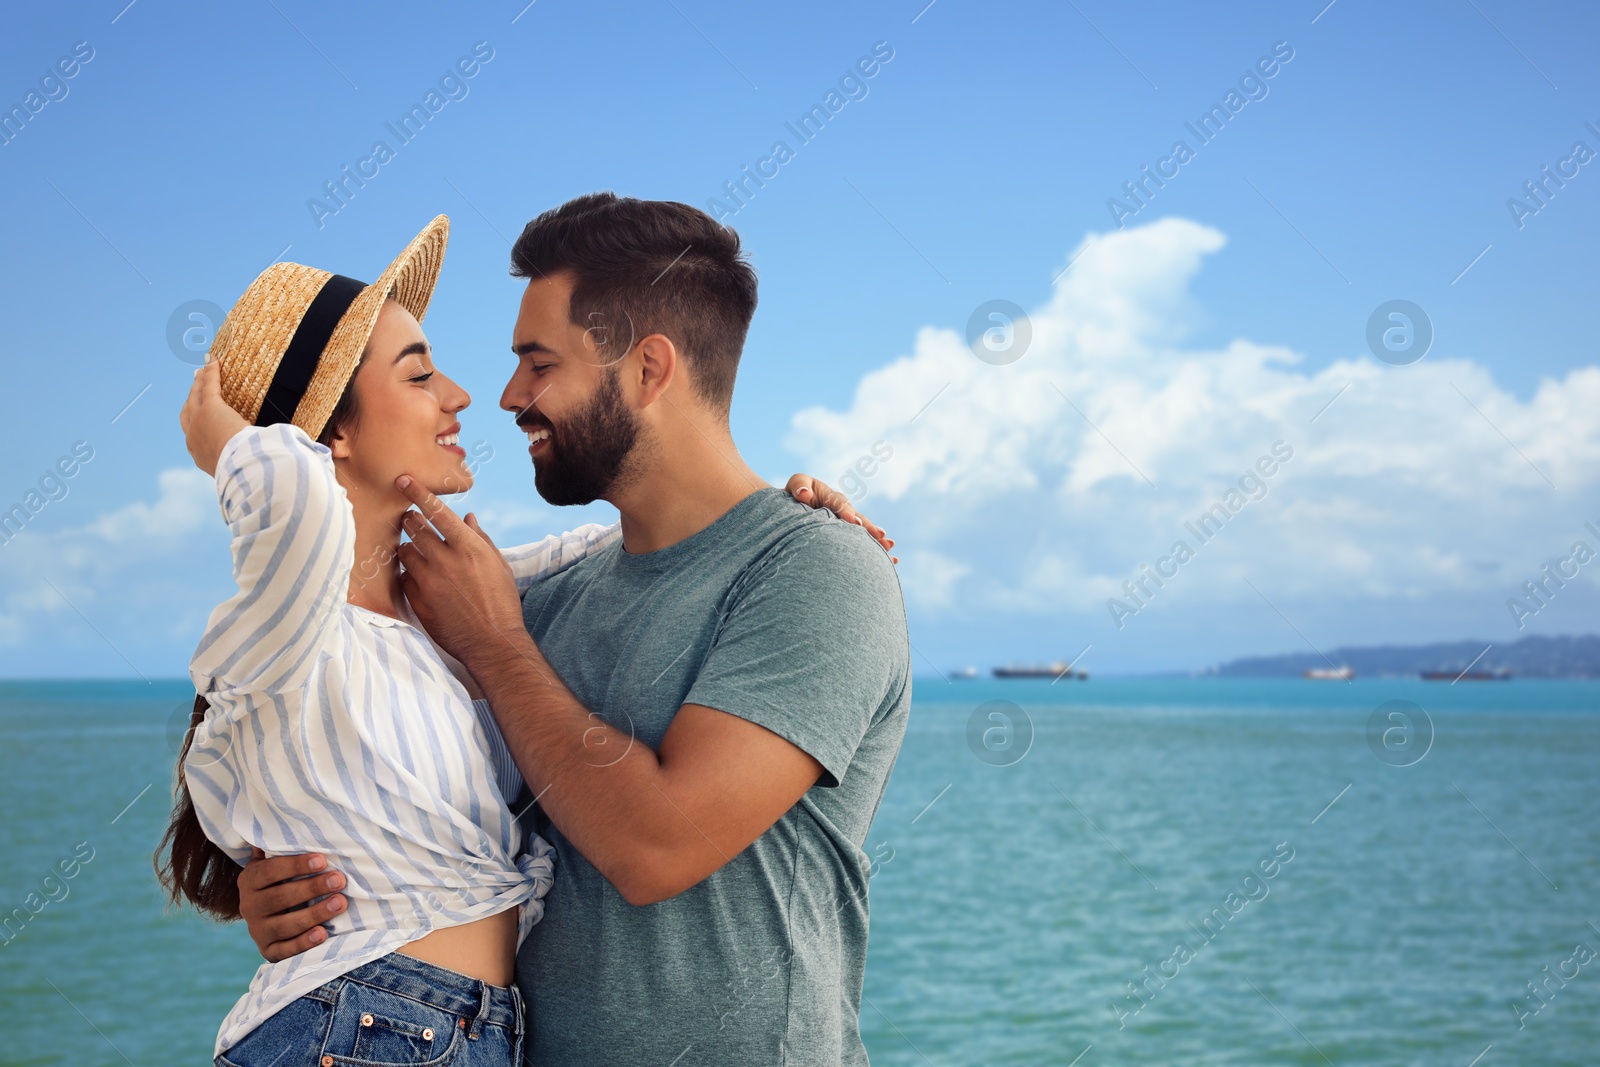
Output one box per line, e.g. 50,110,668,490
328,951,522,1032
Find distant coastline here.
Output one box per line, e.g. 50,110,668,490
1200,634,1600,680
938,634,1600,682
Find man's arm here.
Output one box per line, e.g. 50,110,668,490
394,479,857,907
231,699,811,935
470,642,823,905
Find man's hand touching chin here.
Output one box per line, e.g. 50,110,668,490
395,475,532,668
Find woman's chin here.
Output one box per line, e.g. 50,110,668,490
388,472,473,499
432,474,474,497
376,458,473,500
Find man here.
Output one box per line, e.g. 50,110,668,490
238,193,911,1065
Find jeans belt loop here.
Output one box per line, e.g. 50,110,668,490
468,980,489,1040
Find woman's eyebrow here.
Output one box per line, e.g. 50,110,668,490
391,341,430,364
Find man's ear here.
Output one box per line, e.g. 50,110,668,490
634,333,678,409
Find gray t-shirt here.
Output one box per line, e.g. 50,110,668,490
514,487,911,1066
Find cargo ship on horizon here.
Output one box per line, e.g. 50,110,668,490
993,663,1088,680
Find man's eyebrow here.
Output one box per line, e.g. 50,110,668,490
392,341,430,364
512,340,554,357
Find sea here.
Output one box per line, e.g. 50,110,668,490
1,677,1595,1066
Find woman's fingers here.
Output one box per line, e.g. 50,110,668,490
786,475,893,551
202,361,224,403
856,516,890,550
181,359,210,426
188,357,220,405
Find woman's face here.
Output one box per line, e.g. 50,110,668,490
326,299,475,500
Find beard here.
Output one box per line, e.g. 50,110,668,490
528,368,641,506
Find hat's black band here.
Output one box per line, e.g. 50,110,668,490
255,273,368,431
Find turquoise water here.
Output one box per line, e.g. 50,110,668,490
1,679,1596,1065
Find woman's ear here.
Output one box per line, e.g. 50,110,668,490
324,424,354,460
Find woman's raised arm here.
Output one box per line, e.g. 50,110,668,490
183,362,354,696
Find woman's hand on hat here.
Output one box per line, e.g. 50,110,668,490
180,358,248,478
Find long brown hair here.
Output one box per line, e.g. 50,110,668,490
155,693,242,918
155,356,366,918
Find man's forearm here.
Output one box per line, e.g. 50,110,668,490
468,636,719,903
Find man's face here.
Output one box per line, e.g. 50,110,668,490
502,273,642,506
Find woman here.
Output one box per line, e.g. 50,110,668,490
157,215,889,1067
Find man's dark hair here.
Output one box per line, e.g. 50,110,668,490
510,193,758,413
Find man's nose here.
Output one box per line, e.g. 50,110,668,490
500,377,526,414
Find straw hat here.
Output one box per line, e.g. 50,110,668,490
210,215,450,438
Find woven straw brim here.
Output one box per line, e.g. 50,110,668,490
213,214,450,438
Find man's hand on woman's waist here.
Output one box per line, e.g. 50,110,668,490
237,846,348,962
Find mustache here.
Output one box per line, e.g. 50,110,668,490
515,413,554,433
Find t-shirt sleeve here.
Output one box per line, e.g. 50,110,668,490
684,520,909,787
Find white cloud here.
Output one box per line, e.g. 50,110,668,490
0,467,224,654
786,218,1600,651
83,468,215,542
897,549,971,610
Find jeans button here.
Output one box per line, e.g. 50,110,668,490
360,1013,374,1027
321,1057,333,1067
422,1028,434,1041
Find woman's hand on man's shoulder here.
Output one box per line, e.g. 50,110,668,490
784,474,896,564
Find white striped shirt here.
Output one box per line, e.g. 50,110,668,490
184,423,618,1057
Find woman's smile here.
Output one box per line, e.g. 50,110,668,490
436,423,465,457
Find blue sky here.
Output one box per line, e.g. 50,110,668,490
2,0,1597,678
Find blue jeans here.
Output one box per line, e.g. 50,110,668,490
216,952,524,1067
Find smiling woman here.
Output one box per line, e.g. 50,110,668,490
311,300,488,624
161,215,586,1067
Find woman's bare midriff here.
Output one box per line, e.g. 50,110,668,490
395,907,518,987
